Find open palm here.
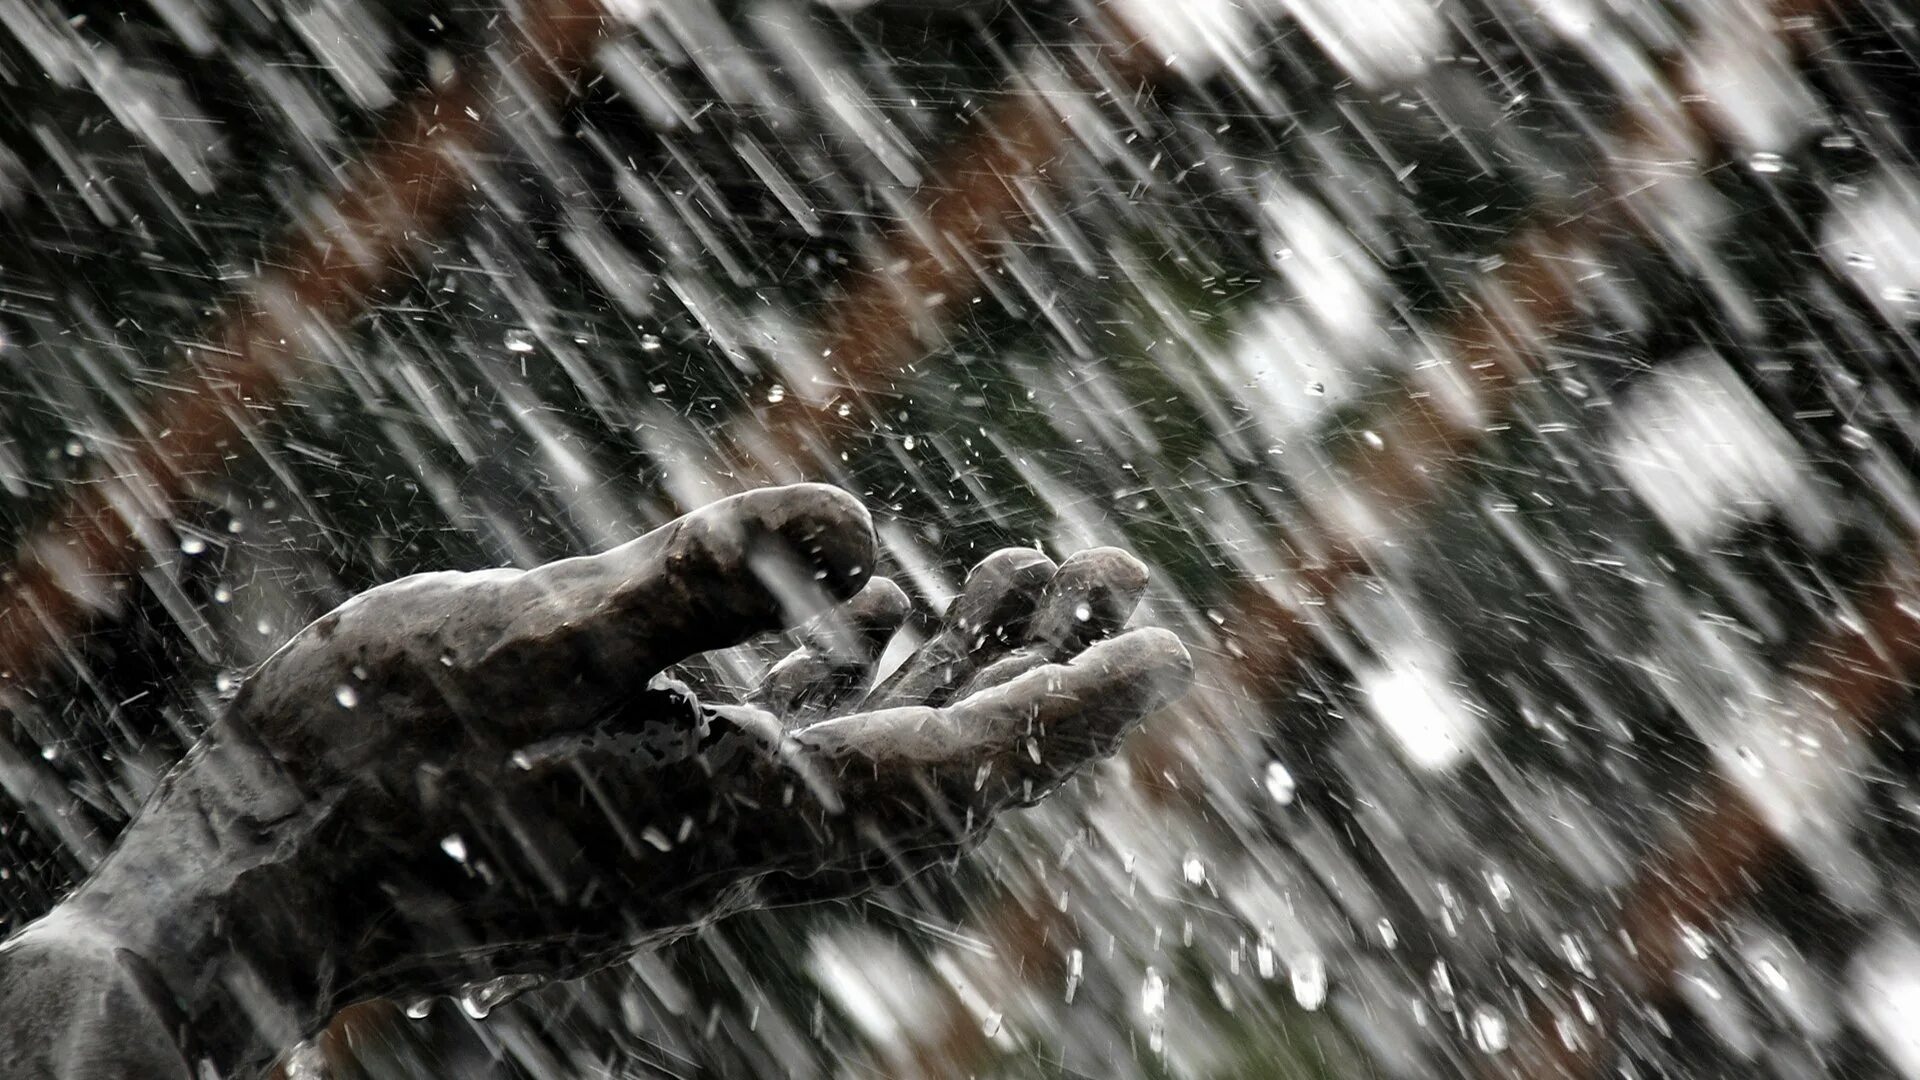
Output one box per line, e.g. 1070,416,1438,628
165,483,1193,1026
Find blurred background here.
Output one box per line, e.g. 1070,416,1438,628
5,0,1920,1076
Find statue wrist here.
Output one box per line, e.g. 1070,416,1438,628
67,718,349,1074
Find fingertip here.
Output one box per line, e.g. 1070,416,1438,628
1092,626,1194,702
965,547,1055,589
949,627,1192,753
1074,625,1191,695
949,547,1055,632
1027,548,1151,651
1059,547,1149,594
731,483,877,602
847,576,912,627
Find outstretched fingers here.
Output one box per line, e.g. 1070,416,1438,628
478,612,1194,933
950,547,1149,700
798,627,1192,803
865,548,1055,710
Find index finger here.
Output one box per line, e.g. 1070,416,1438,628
240,484,876,760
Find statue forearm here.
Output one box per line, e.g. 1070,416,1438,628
0,485,1189,1079
1,720,352,1078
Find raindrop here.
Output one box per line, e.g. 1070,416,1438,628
1291,954,1327,1010
767,384,787,403
1142,966,1168,1052
1431,961,1456,1011
180,535,207,555
1487,871,1513,910
1561,934,1594,978
1754,957,1789,993
1472,1006,1510,1053
440,834,468,862
1141,967,1167,1016
334,685,358,708
1748,152,1785,174
1681,922,1711,960
503,328,536,353
456,973,545,1020
404,998,433,1020
1183,853,1206,885
282,1044,327,1079
1264,760,1296,805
